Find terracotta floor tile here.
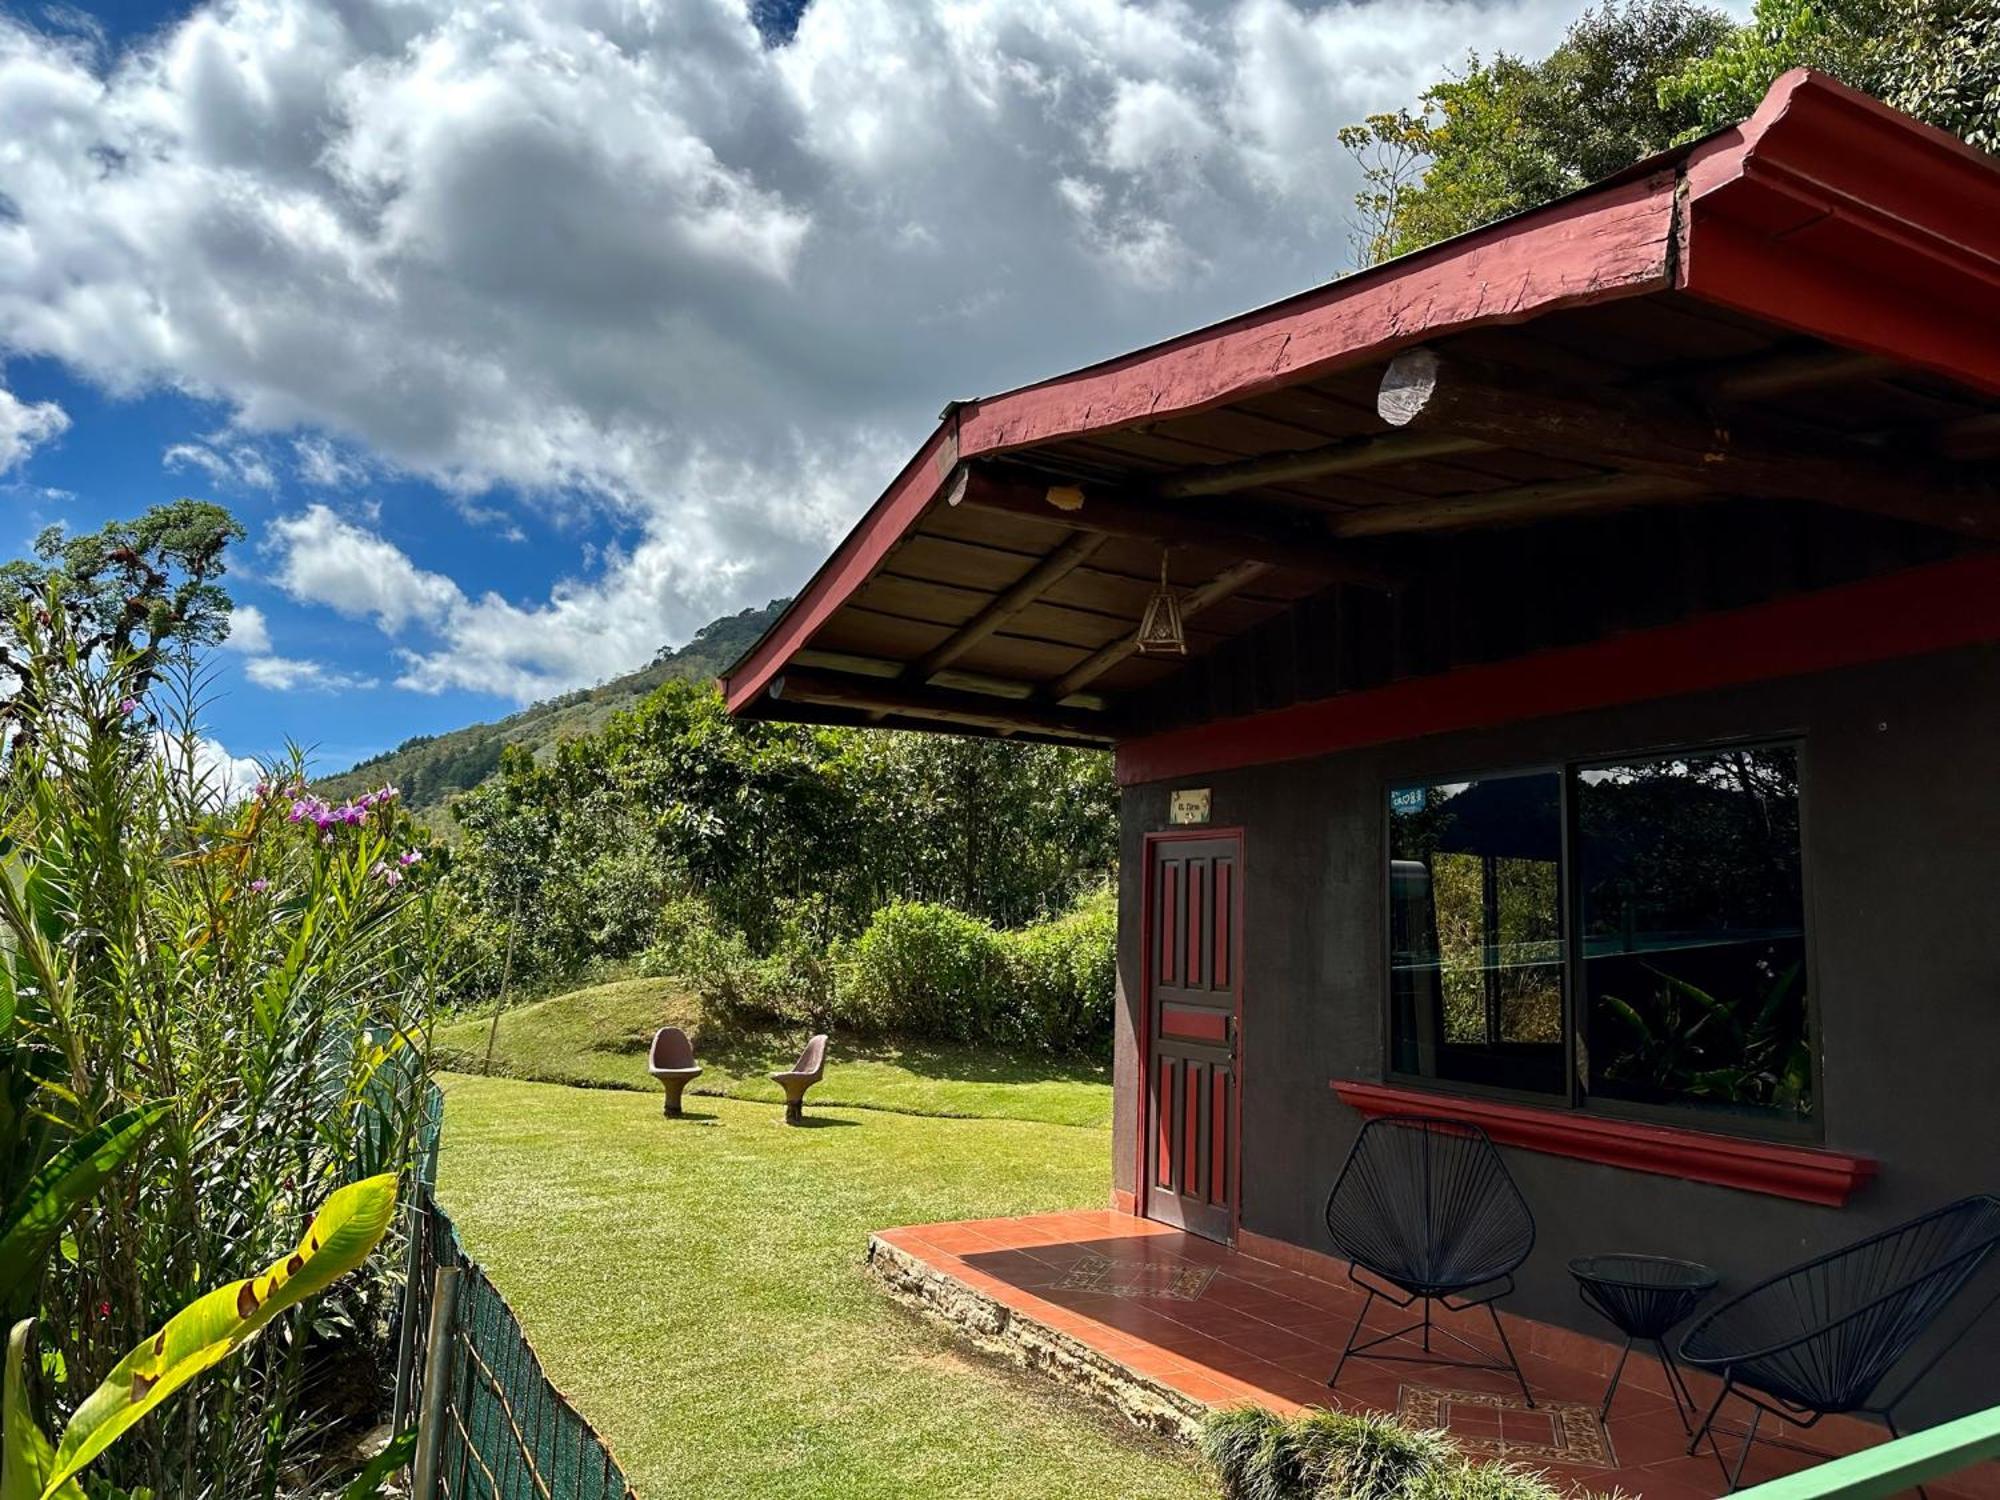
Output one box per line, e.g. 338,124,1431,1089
876,1213,1948,1499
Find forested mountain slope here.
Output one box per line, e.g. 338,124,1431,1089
316,599,787,828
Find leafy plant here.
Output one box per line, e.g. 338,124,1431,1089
0,1106,166,1323
2,1174,398,1500
0,513,448,1497
1598,958,1810,1112
1201,1405,1584,1500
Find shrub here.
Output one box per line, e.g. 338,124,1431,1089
835,901,1006,1041
1000,884,1115,1051
1201,1405,1597,1500
639,893,768,1026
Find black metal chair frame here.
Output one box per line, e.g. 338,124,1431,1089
1323,1115,1537,1407
1678,1195,2000,1494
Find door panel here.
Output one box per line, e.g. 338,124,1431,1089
1143,834,1241,1243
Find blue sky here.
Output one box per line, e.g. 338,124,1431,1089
0,0,1611,779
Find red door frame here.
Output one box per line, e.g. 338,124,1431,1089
1136,826,1245,1241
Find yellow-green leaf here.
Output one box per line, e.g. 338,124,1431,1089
38,1175,398,1500
3,1321,81,1500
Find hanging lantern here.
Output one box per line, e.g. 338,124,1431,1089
1135,550,1187,656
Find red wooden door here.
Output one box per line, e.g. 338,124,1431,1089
1143,833,1242,1244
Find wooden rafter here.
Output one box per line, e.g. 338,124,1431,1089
793,649,1108,709
906,530,1108,682
950,465,1398,590
1151,431,1493,498
769,670,1114,743
1376,347,2000,541
1048,560,1272,701
1328,471,1708,537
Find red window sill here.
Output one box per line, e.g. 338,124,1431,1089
1330,1080,1876,1207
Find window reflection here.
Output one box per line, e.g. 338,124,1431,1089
1389,773,1565,1095
1576,745,1811,1123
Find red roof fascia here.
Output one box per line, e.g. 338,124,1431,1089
1113,551,2000,786
1677,69,2000,398
722,72,2000,720
720,171,1680,713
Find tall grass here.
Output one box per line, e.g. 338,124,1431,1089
0,591,450,1498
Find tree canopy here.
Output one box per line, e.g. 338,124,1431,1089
1343,0,2000,265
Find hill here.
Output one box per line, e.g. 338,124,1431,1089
317,598,788,830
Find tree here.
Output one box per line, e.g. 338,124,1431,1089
1345,0,1997,270
1341,0,1735,264
0,500,245,687
1659,0,1997,149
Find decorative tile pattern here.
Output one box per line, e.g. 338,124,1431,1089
1398,1385,1614,1468
1054,1252,1216,1301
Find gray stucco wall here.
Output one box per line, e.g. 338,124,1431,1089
1114,641,2000,1424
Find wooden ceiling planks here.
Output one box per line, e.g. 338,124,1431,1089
748,293,1998,744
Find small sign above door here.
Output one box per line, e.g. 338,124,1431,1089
1168,788,1212,825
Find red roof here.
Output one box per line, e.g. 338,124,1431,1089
722,71,2000,743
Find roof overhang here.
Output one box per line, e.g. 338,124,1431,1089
721,71,2000,753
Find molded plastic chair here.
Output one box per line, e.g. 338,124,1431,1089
646,1027,702,1117
1679,1194,2000,1492
1323,1114,1537,1404
771,1034,827,1124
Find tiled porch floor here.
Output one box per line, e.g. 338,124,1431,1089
871,1211,1988,1499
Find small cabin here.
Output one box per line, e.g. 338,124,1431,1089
723,70,2000,1433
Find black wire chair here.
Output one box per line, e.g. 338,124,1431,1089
1678,1194,2000,1493
1323,1114,1537,1404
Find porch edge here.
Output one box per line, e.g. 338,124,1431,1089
864,1235,1207,1444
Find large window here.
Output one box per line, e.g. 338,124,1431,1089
1386,742,1813,1131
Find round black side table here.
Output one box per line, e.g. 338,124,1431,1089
1569,1254,1718,1431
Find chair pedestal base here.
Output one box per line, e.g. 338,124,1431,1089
652,1071,700,1117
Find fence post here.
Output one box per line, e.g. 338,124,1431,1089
388,1188,428,1433
411,1265,461,1500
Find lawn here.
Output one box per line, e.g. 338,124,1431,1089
435,976,1112,1127
438,1074,1209,1500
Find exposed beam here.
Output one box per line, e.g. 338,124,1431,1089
1328,471,1708,537
1048,560,1272,701
907,530,1109,682
770,670,1114,743
792,649,1108,710
1377,347,2000,541
952,465,1398,591
1700,347,1898,401
1153,431,1493,498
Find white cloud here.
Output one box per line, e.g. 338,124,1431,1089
223,602,272,654
0,383,68,474
163,440,278,491
0,0,1598,695
267,503,463,634
242,653,378,691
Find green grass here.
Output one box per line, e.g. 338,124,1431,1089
438,1075,1209,1500
435,976,1112,1128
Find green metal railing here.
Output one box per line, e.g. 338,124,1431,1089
1733,1406,2000,1499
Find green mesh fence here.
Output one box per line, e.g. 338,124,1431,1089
399,1092,635,1500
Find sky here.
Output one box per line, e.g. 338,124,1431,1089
0,0,1631,780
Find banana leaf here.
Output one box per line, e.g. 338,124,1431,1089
38,1173,398,1500
3,1321,81,1500
339,1431,416,1500
0,1107,168,1308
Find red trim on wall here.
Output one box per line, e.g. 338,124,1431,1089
1116,554,2000,786
1331,1080,1877,1207
1110,1188,1137,1215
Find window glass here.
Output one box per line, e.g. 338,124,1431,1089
1389,773,1565,1095
1575,745,1811,1123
